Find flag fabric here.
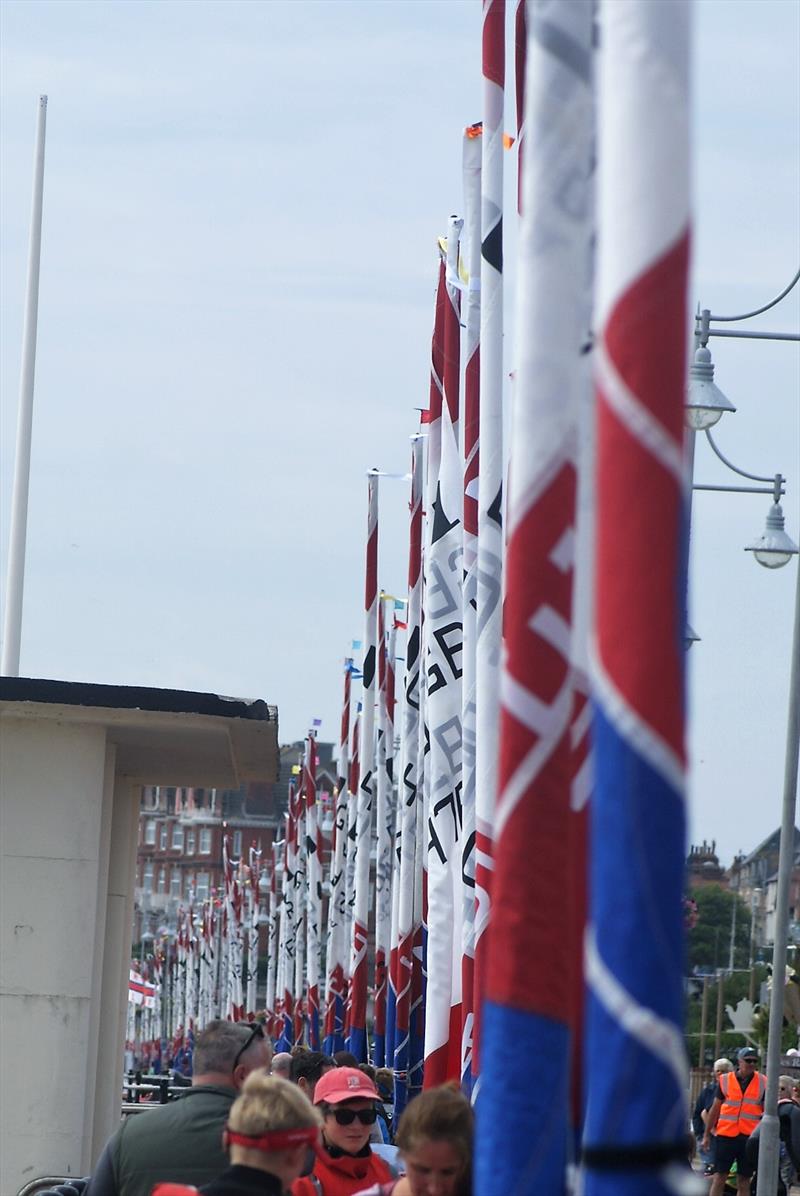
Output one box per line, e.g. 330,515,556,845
304,735,322,1050
374,597,396,1066
423,221,465,1088
473,0,505,1086
475,2,594,1190
393,433,425,1119
266,843,280,1035
460,120,482,1092
343,701,361,1046
381,611,398,1066
324,661,352,1055
348,473,379,1061
293,781,307,1046
582,2,691,1193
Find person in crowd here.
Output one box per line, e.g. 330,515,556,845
694,1059,734,1175
291,1051,337,1102
195,1074,320,1196
86,1021,272,1196
291,1068,394,1196
353,1084,473,1196
703,1046,766,1196
746,1076,800,1196
333,1052,360,1069
272,1054,293,1081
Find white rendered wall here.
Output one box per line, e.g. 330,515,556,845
0,717,109,1194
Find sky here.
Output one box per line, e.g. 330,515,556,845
1,0,798,867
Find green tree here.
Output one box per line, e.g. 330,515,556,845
688,885,752,973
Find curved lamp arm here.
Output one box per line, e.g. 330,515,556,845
705,429,786,501
709,265,800,323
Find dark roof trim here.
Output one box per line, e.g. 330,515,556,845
0,676,277,723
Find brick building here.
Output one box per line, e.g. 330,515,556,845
133,740,338,948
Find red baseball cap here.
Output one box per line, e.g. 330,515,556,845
313,1067,379,1105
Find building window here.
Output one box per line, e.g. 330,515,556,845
157,867,166,894
233,830,242,857
144,820,156,846
196,872,210,901
159,824,168,851
172,824,184,850
143,860,154,891
186,830,196,856
170,868,181,898
199,827,212,855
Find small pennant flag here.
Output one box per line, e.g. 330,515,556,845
351,639,362,650
312,718,322,728
291,764,301,775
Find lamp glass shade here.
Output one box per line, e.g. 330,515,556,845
744,502,799,570
686,346,736,431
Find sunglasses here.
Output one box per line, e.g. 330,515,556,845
232,1022,266,1073
329,1107,378,1126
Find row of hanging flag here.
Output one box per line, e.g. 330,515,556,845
271,1,693,1192
126,843,263,1071
131,0,693,1190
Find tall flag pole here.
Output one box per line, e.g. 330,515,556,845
394,434,425,1118
476,1,594,1189
348,472,380,1061
246,849,261,1018
266,843,280,1036
304,735,322,1050
277,791,298,1050
293,781,307,1046
324,661,352,1054
473,0,505,1085
461,121,483,1092
583,2,691,1193
423,219,464,1088
382,610,399,1067
343,702,361,1044
374,596,394,1066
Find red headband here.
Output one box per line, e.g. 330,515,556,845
225,1126,319,1153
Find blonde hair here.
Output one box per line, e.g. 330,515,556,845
228,1072,322,1138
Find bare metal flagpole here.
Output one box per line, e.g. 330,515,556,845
2,95,48,677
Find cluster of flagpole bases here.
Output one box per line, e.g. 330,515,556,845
4,5,799,1196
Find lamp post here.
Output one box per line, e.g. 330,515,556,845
686,267,799,1195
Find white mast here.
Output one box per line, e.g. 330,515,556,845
2,95,48,677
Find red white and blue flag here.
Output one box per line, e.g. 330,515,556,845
476,1,595,1191
582,2,691,1193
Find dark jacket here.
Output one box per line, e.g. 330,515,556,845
200,1164,286,1196
86,1085,237,1196
693,1080,718,1138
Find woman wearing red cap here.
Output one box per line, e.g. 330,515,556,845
291,1067,394,1196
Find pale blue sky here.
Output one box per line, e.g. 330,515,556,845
1,0,798,865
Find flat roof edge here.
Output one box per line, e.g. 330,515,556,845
0,676,278,724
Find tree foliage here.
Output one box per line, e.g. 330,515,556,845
688,885,752,973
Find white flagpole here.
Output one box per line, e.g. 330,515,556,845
2,95,48,677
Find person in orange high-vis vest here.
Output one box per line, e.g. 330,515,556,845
702,1047,766,1196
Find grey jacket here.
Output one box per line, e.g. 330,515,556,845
86,1085,236,1196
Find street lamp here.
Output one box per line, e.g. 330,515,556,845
686,344,737,430
745,500,800,569
688,266,800,1196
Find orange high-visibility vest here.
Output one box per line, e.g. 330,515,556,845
716,1070,766,1137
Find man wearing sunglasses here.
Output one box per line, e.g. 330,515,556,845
86,1020,273,1196
290,1068,393,1196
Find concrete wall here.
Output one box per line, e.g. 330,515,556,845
0,717,133,1195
